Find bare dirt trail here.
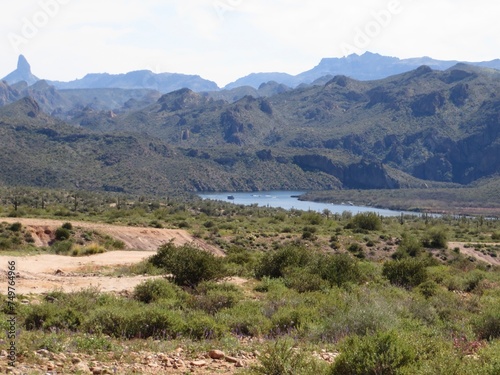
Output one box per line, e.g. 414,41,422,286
0,217,223,255
0,217,224,294
0,251,161,294
448,242,500,266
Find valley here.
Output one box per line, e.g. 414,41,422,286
0,52,499,374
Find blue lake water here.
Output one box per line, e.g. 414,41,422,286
198,191,418,217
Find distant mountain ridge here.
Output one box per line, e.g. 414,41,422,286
49,70,219,93
3,52,500,94
225,52,500,89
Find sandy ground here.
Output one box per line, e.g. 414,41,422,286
0,217,224,295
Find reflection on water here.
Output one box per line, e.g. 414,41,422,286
198,191,417,217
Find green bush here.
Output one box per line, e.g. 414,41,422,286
217,301,272,337
149,241,224,287
52,240,73,254
189,282,241,314
251,339,326,375
383,258,428,289
422,226,448,248
62,222,73,230
271,305,313,336
55,227,71,241
283,268,329,293
318,292,398,343
474,307,500,341
394,232,423,258
318,253,361,288
133,278,179,303
0,238,13,250
255,245,313,279
25,303,83,331
329,331,416,375
184,311,226,340
9,222,22,232
348,212,382,231
83,304,186,339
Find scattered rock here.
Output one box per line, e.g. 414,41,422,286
225,356,239,364
208,349,225,360
191,360,207,367
71,361,92,374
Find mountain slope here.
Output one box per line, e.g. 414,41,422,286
0,97,344,193
99,64,500,187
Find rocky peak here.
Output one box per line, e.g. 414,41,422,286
2,55,39,86
17,55,31,74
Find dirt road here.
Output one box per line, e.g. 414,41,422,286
0,217,223,255
448,242,500,266
0,217,223,294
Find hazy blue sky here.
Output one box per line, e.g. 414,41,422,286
1,0,499,86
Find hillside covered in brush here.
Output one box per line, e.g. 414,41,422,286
0,63,499,195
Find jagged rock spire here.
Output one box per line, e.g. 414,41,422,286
17,55,31,74
1,55,39,85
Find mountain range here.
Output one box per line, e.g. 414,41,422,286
5,52,500,93
0,54,499,195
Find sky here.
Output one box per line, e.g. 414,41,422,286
1,0,500,87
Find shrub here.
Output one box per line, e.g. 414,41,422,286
417,280,439,298
474,307,500,341
329,331,416,375
251,339,326,375
0,238,13,250
318,253,361,288
9,222,22,232
217,301,272,337
55,227,71,241
422,226,448,248
396,232,423,258
189,282,241,314
255,245,313,279
83,304,186,339
382,258,428,289
149,241,224,287
318,292,398,343
184,311,226,340
62,222,73,230
52,240,73,254
283,268,329,293
133,279,179,303
25,303,83,331
348,212,382,231
270,305,313,336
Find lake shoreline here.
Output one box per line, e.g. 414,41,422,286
198,191,421,217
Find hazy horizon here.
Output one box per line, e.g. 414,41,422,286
2,0,500,87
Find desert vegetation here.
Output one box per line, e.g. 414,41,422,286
0,188,499,374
